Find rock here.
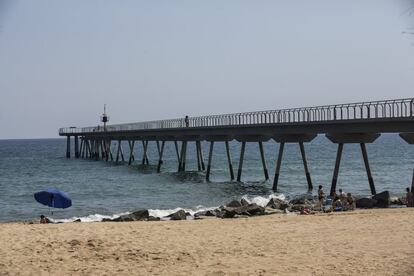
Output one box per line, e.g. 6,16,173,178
147,216,160,221
168,209,187,220
226,200,242,208
130,209,150,221
73,219,81,222
101,218,113,222
240,198,250,206
194,210,216,217
356,198,377,209
216,207,236,219
266,198,289,210
373,191,390,208
235,203,265,216
113,214,134,222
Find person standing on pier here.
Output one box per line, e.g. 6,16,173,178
185,116,189,127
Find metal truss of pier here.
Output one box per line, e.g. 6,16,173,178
59,98,414,195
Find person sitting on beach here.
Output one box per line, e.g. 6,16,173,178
318,185,325,202
339,189,347,202
406,188,413,207
346,193,355,211
300,206,311,215
40,215,51,224
332,198,343,212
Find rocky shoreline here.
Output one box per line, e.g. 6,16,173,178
97,190,407,223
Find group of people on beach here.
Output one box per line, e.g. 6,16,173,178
317,185,354,212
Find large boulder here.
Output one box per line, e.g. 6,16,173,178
266,198,289,210
168,209,187,220
226,200,242,208
373,191,390,208
216,207,237,219
112,214,135,222
356,198,377,209
130,209,150,221
194,210,217,217
234,203,266,216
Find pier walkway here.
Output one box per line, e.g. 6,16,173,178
59,98,414,196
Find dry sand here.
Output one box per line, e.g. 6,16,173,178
0,208,413,276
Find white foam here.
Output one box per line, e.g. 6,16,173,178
242,193,286,207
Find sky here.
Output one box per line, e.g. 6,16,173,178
0,0,413,139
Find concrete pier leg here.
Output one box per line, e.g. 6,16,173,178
182,141,188,171
330,143,344,196
299,142,313,191
360,143,376,195
237,142,246,182
128,141,135,165
196,142,201,171
225,141,235,180
109,141,114,161
87,140,92,159
272,142,285,192
84,139,87,158
100,140,105,160
80,138,84,158
95,140,99,161
105,140,109,161
206,141,214,181
178,142,185,172
157,141,165,173
411,169,414,193
174,141,181,165
142,141,149,165
258,141,269,180
119,141,125,162
198,141,205,170
74,136,79,158
66,136,71,158
116,140,121,164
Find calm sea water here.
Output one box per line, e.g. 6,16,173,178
0,135,413,222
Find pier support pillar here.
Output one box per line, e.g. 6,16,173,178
116,140,121,164
237,142,246,182
272,142,285,191
157,141,165,173
299,142,313,191
206,141,214,181
128,140,135,165
174,141,181,167
142,141,149,165
66,136,71,158
400,133,414,193
74,136,79,158
225,141,235,180
361,143,376,195
330,143,344,197
258,141,269,180
197,141,205,171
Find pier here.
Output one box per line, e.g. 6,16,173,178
59,98,414,196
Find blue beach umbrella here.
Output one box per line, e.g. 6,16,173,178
34,188,72,209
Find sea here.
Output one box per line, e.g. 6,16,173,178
0,134,412,222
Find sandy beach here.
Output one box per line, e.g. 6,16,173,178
0,208,413,276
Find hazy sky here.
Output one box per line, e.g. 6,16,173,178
0,0,413,139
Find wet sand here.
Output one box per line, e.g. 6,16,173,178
0,208,413,275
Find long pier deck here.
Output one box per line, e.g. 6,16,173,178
59,98,414,196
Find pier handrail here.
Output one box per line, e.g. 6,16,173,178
59,98,414,134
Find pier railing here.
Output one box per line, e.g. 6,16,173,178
59,98,414,134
